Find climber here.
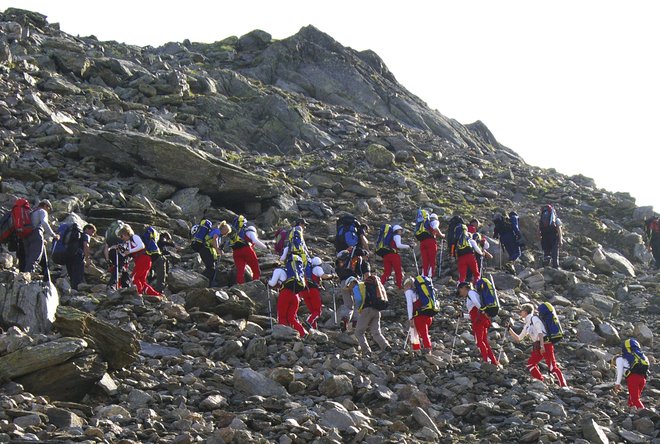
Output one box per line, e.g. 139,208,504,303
23,199,59,273
335,249,371,332
456,282,499,365
404,276,439,353
644,216,660,269
612,338,649,410
539,205,563,268
493,212,522,262
508,303,567,386
345,276,390,355
150,231,176,293
115,224,162,299
67,224,97,290
414,211,445,278
299,256,334,330
268,254,307,337
229,215,269,284
280,217,310,265
377,224,411,289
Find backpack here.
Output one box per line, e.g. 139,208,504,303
454,224,474,256
105,220,125,247
357,275,389,311
375,224,396,257
646,217,660,239
413,275,440,317
540,205,558,233
537,302,563,343
191,219,213,243
0,211,14,243
476,277,499,317
622,339,649,377
142,226,160,255
287,226,305,257
273,228,289,256
414,209,433,240
509,211,520,235
283,254,306,291
11,199,35,240
447,216,465,254
52,223,82,265
335,215,359,252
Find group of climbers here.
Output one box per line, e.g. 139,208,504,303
0,198,652,409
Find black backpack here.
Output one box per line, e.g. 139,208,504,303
447,216,465,254
335,215,359,252
52,223,83,265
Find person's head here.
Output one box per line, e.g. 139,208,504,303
361,224,370,234
311,257,322,267
403,277,414,290
456,281,472,297
430,213,439,221
610,355,621,368
116,224,134,241
295,217,307,228
219,220,232,236
469,219,480,229
492,214,503,223
38,199,53,212
161,231,172,241
392,224,403,234
520,303,534,317
345,276,358,289
83,224,96,235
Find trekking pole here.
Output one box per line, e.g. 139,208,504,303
411,248,419,276
498,321,508,363
114,253,119,290
267,287,274,330
449,317,460,364
437,239,444,277
332,282,338,325
498,242,502,270
42,244,51,284
403,328,410,351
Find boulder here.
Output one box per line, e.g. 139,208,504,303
0,273,59,334
576,318,605,345
632,324,653,346
365,143,395,168
170,188,212,219
318,375,353,397
596,322,621,345
581,418,609,444
185,288,255,319
53,306,139,370
0,337,88,380
593,248,636,277
536,401,567,418
232,368,288,397
78,130,279,204
168,268,209,293
491,272,522,290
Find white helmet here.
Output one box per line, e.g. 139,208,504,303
430,213,439,220
311,257,322,266
393,225,403,232
345,276,358,287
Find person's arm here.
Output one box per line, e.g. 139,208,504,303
404,290,414,321
393,234,410,250
531,316,546,343
430,220,445,238
464,292,478,319
247,230,268,250
280,246,289,262
104,243,110,261
83,236,91,264
469,238,483,256
38,210,58,239
482,237,490,250
615,357,625,387
268,269,283,287
126,235,145,254
557,225,563,246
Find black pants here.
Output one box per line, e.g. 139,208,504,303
151,255,168,292
652,238,660,269
66,251,85,290
193,242,216,287
108,249,131,288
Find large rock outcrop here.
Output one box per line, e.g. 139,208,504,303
0,272,59,334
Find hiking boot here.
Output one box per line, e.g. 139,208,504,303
340,318,348,332
303,320,313,331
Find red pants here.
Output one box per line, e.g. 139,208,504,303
627,373,646,408
469,308,497,364
381,252,403,288
277,288,306,337
132,254,161,296
300,286,322,329
414,315,433,349
458,253,480,283
420,238,438,277
527,348,545,381
543,342,567,387
233,245,260,284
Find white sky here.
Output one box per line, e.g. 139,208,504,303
2,1,658,210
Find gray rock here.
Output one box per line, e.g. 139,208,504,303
233,368,288,397
576,318,605,345
319,403,356,432
319,375,353,397
582,293,618,317
0,326,34,354
98,404,131,418
271,324,300,339
632,324,653,346
199,394,228,411
365,144,395,168
582,418,609,444
244,337,268,360
491,272,522,290
139,341,182,358
168,268,209,293
632,206,654,222
128,388,153,407
412,407,440,436
0,274,59,334
618,429,649,444
46,407,85,428
14,414,42,428
596,322,621,345
237,29,272,51
536,401,566,418
170,188,211,218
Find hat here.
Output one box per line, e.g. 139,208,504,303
345,276,358,288
456,282,472,295
430,213,438,220
337,250,350,260
393,224,403,232
295,218,308,226
39,199,53,210
311,257,322,266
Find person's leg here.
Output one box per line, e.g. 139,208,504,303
421,238,437,277
355,309,373,353
381,253,393,285
23,231,44,273
132,255,152,294
233,248,247,284
152,256,167,292
70,252,85,290
543,342,567,387
286,293,306,337
392,253,403,289
472,319,490,362
339,287,354,329
368,309,389,351
551,242,560,269
244,246,261,281
307,287,322,329
469,255,481,283
414,315,432,349
526,349,545,381
457,255,468,282
627,373,646,409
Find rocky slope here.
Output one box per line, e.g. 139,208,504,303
0,7,657,444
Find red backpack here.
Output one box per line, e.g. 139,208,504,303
11,199,34,239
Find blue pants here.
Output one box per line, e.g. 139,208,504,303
500,232,521,261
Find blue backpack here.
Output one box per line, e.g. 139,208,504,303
414,209,433,240
191,219,213,243
375,224,396,257
335,215,359,252
284,254,306,291
413,275,440,316
622,339,649,376
52,223,82,265
476,277,499,317
537,302,563,343
142,226,160,256
287,226,305,256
